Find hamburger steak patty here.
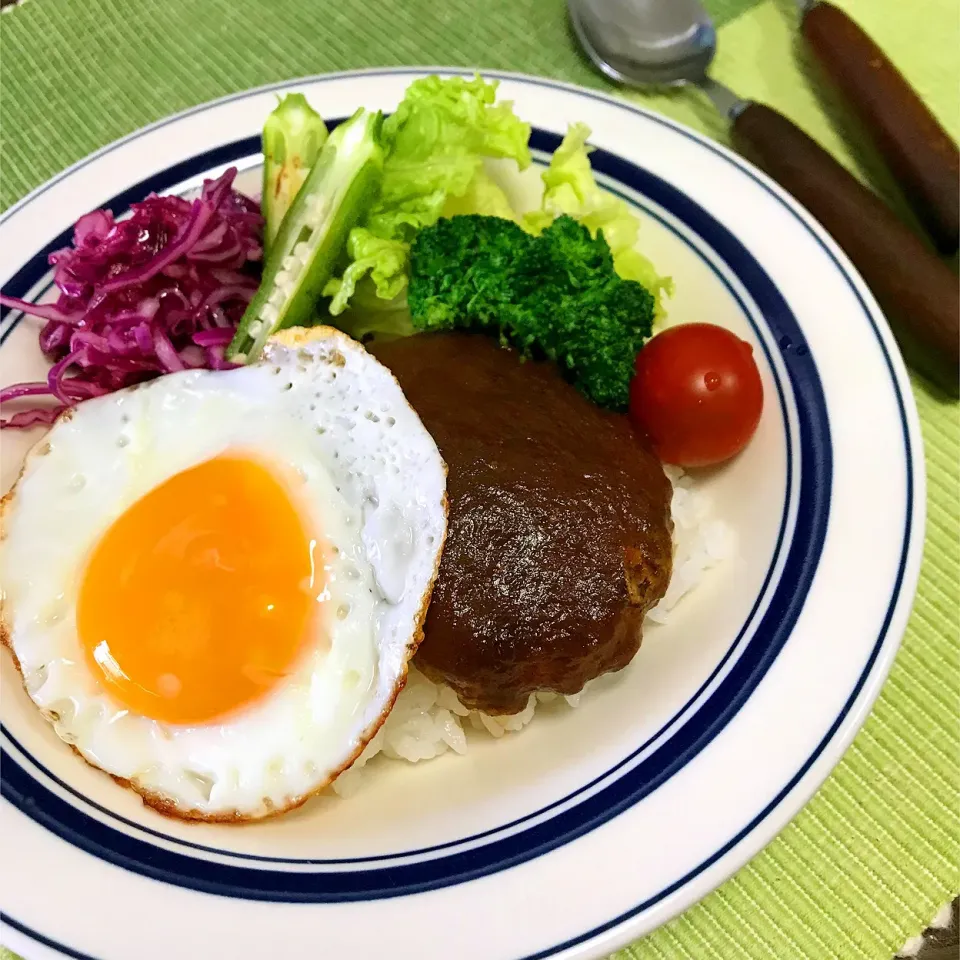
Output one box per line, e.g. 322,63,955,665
371,332,673,714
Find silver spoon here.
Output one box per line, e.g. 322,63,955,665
569,0,744,119
568,0,960,378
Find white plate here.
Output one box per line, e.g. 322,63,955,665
0,69,923,960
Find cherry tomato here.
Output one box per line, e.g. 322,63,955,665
629,323,763,467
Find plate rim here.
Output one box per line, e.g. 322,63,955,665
0,67,926,960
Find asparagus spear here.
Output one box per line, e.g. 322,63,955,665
262,94,328,252
229,109,384,363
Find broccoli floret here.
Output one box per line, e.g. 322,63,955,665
407,215,655,409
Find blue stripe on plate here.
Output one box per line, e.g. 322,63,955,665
0,913,99,960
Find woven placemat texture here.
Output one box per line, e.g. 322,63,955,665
0,1,957,958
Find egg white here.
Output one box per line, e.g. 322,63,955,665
0,327,447,820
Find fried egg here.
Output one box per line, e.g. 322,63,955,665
0,327,447,821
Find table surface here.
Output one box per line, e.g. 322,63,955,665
0,1,957,959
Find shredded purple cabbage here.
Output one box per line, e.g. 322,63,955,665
0,168,263,428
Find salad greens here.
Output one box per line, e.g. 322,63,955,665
407,214,655,410
233,73,672,389
261,95,329,252
442,168,518,221
323,75,532,315
1,74,675,428
227,108,383,362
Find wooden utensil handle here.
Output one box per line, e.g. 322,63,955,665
731,102,959,370
802,1,960,254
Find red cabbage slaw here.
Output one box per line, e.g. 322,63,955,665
0,168,263,428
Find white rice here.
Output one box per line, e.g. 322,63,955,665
332,466,733,797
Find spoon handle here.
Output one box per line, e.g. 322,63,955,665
801,1,959,255
731,102,959,374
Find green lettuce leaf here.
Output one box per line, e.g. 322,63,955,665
325,228,408,315
442,167,518,220
325,75,531,315
523,123,673,320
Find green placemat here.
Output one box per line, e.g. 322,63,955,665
1,1,957,958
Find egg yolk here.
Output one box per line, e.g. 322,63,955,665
77,454,322,726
